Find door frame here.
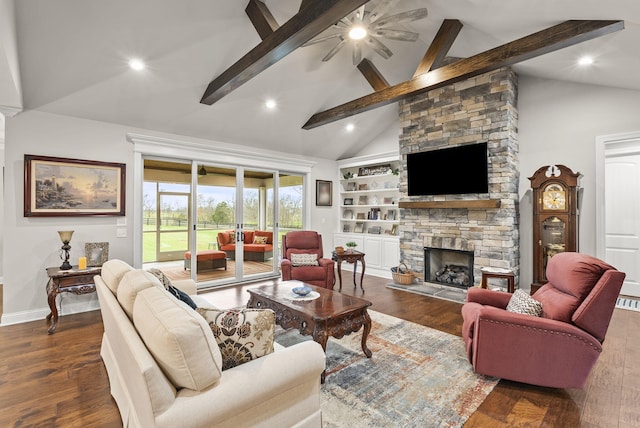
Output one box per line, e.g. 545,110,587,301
595,130,640,259
129,133,315,270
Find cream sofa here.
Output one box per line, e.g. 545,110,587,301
95,259,325,428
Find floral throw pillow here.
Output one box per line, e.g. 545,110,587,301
290,253,319,266
253,235,268,245
196,308,275,370
228,232,236,244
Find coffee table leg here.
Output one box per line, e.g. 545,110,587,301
361,310,372,358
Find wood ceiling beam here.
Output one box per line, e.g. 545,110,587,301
302,20,624,130
245,0,279,40
201,0,369,105
413,19,463,77
357,59,389,91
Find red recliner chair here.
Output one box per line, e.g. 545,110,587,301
281,231,335,289
461,252,625,388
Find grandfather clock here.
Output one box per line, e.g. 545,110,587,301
529,165,581,294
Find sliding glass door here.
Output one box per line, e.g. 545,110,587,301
143,158,305,288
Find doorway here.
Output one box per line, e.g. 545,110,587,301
596,131,640,297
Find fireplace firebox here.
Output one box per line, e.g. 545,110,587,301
424,247,474,289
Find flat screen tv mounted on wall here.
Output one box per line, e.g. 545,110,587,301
407,142,489,196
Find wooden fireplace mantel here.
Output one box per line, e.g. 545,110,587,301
398,200,502,209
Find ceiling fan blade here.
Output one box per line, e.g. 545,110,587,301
352,42,362,66
365,36,393,59
371,8,428,29
367,0,393,24
322,38,347,62
374,28,419,42
302,33,343,47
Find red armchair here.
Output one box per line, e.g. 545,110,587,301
281,231,335,289
461,252,625,388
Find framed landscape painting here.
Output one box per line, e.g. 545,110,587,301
24,154,126,217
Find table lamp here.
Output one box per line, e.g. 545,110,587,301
58,230,74,270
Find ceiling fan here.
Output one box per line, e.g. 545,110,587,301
303,1,428,65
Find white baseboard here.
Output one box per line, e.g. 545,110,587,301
1,301,100,327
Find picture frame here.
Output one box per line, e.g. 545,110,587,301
24,154,125,217
368,226,382,234
346,182,357,191
354,222,364,233
344,197,354,206
85,242,109,267
316,180,332,206
358,183,368,191
383,197,393,205
358,195,368,205
356,212,366,219
343,224,351,233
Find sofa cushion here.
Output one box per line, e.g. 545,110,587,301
117,270,164,319
254,230,273,244
196,307,275,370
218,232,230,246
253,235,268,245
243,244,273,253
244,231,254,244
290,253,319,267
506,289,543,317
133,286,223,391
100,259,134,294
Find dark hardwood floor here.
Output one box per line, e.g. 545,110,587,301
1,275,638,427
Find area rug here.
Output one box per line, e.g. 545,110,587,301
386,282,467,303
275,310,498,428
616,297,640,312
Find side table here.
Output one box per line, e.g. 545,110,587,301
480,268,515,293
332,250,366,292
45,265,101,334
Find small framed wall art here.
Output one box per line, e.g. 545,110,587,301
85,242,109,267
316,180,332,206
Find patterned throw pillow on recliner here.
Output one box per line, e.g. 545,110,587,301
196,308,275,370
290,253,319,266
506,289,543,317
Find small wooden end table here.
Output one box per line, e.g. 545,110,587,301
480,268,515,293
247,282,372,383
332,250,366,292
45,266,101,334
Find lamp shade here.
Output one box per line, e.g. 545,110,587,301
58,230,74,243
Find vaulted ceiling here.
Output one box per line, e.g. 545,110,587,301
3,0,640,160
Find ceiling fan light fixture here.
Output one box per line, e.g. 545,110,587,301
348,26,367,40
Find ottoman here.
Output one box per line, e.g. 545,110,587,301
184,250,227,272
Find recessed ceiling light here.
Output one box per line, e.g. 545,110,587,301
578,56,594,66
265,99,277,109
345,123,355,132
128,59,146,71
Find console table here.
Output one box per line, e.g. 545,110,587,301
45,266,101,334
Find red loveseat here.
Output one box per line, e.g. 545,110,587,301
217,230,273,262
461,252,625,388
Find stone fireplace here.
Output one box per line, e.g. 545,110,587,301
398,67,520,286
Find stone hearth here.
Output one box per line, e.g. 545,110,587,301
398,67,520,286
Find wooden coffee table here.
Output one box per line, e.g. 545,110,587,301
246,281,372,382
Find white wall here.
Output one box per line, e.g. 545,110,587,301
355,75,640,290
2,110,337,324
518,75,640,289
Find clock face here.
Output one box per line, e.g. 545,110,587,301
542,183,566,210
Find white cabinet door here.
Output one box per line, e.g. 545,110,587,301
364,236,382,268
382,238,400,270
